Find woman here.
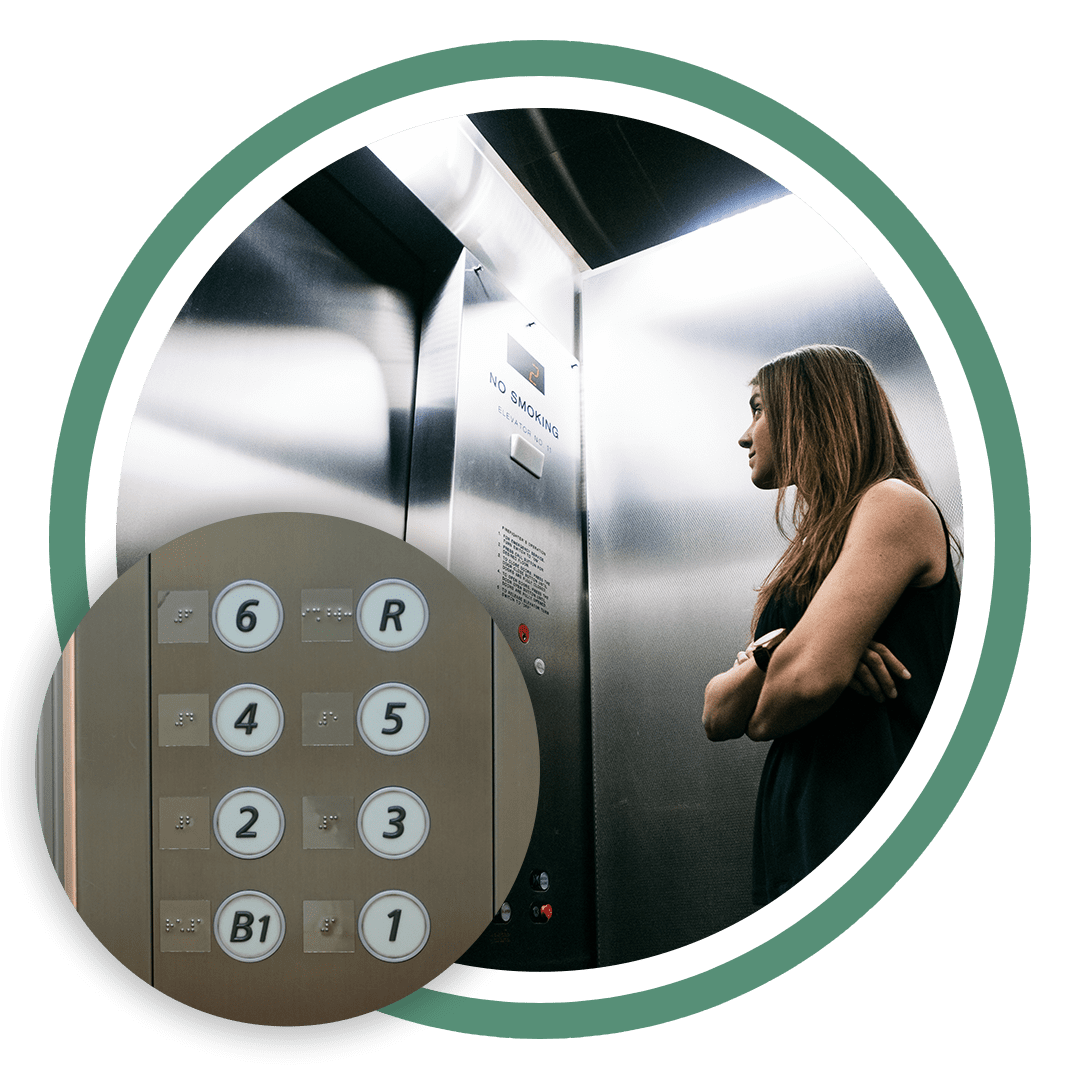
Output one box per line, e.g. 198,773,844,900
702,345,960,905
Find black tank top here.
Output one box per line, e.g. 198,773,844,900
751,519,960,905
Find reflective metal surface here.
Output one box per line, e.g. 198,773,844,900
371,117,582,353
581,194,963,965
408,252,593,970
117,200,417,572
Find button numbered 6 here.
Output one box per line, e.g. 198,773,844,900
212,580,284,652
358,787,430,859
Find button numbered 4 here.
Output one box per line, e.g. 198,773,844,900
212,683,284,755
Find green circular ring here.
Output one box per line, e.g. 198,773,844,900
48,41,1029,1038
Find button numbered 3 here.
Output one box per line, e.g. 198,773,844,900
357,787,430,859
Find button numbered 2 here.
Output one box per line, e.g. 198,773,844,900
358,891,430,962
357,683,429,755
213,788,285,859
212,684,284,755
214,891,285,962
212,580,284,652
357,787,430,859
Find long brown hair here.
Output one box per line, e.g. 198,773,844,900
751,344,933,630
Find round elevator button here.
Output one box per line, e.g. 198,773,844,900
213,787,285,859
358,787,430,859
212,683,284,755
357,682,429,755
356,578,429,650
212,580,284,652
358,891,430,962
214,891,285,962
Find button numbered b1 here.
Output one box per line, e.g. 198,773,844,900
214,891,285,962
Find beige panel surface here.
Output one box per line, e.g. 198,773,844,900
148,514,500,1024
73,559,151,981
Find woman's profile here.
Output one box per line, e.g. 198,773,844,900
702,344,960,904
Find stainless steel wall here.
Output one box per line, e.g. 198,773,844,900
580,194,963,965
117,200,417,572
407,251,593,969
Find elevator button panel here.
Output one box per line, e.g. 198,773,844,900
56,513,540,1025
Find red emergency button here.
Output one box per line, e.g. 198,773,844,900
529,902,552,923
518,624,530,644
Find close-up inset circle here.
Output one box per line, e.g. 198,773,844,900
212,580,284,652
357,683,430,755
358,890,431,962
212,683,285,756
358,787,431,859
213,890,286,962
356,578,429,651
213,787,285,859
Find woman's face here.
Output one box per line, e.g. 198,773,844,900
739,388,777,489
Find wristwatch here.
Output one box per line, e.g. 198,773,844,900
747,627,788,672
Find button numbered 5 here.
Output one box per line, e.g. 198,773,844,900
357,683,429,755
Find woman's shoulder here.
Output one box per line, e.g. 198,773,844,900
849,479,946,586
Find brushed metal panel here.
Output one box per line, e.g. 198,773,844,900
409,255,593,970
371,117,581,352
118,200,418,573
581,196,963,965
147,513,504,1024
72,558,152,980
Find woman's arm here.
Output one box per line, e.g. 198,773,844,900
702,652,767,741
745,480,944,741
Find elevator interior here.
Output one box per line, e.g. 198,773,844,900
47,109,963,972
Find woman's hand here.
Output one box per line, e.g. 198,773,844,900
848,642,910,703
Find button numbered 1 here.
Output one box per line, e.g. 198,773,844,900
356,579,429,651
212,684,284,755
357,683,429,755
214,891,285,962
357,787,430,859
358,891,430,962
212,580,284,652
213,788,285,859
